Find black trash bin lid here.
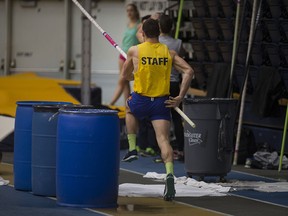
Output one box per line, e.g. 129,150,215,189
184,98,237,104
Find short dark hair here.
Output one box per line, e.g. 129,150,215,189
142,18,160,38
159,14,173,34
141,15,151,23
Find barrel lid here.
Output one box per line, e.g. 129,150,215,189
184,98,238,104
63,105,95,109
16,101,72,106
33,104,72,112
59,108,118,115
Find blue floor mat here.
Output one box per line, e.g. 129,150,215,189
0,186,105,216
120,150,288,207
231,189,288,207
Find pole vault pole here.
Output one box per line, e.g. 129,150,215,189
233,0,262,165
72,0,196,128
227,0,241,98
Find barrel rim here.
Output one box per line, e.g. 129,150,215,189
33,104,73,112
16,101,72,106
33,104,96,112
58,108,118,115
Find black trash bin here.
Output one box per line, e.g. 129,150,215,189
183,98,237,181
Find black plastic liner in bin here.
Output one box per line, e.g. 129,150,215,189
183,98,237,180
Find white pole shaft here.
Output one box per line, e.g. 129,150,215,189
175,107,196,128
233,0,258,165
228,0,241,97
72,0,196,128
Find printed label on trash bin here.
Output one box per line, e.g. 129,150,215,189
184,130,206,147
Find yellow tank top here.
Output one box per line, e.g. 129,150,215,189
134,42,172,97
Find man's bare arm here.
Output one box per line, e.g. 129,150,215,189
165,50,194,108
121,46,136,81
173,53,194,98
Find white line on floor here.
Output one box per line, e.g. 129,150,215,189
231,193,288,209
232,169,287,182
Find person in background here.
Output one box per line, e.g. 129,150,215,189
110,4,140,106
159,14,187,161
121,19,194,201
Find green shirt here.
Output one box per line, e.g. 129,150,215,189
121,21,140,53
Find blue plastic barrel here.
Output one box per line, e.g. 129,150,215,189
56,108,120,208
14,101,72,191
32,104,72,196
31,104,92,196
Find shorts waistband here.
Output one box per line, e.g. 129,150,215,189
133,92,168,101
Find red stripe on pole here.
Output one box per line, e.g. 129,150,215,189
104,33,117,47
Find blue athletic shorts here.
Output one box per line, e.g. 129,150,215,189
127,92,171,121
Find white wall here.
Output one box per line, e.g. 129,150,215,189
11,0,65,73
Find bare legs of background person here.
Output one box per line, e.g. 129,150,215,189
110,59,131,106
171,107,184,161
170,82,184,161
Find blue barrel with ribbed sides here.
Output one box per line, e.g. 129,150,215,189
56,108,120,208
32,104,74,196
14,101,72,191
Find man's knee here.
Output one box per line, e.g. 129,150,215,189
156,133,168,143
160,144,173,162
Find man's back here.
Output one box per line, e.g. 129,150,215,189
133,42,172,97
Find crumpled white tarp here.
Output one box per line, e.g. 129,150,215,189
253,151,288,169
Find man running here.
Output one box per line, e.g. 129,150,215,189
121,18,194,201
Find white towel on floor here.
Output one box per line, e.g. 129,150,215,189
144,172,230,193
119,183,228,197
119,172,231,198
144,172,288,193
0,176,9,186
